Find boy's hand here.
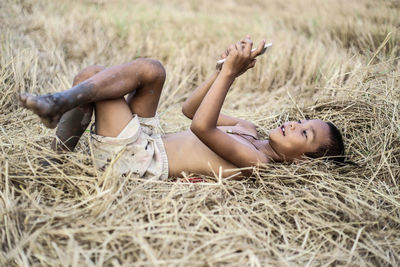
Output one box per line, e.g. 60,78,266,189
219,48,229,61
221,37,266,77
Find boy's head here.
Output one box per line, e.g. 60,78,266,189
269,119,345,162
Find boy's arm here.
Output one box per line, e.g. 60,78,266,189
182,70,218,119
191,38,269,168
182,42,254,127
182,71,251,127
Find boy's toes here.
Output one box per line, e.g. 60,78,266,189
19,93,37,111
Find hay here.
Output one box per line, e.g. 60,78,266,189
1,0,399,265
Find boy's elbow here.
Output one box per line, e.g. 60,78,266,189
190,122,208,136
181,102,195,119
190,123,201,135
181,105,193,119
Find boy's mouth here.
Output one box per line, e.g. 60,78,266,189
280,125,286,136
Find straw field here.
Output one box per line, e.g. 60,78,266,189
1,0,399,265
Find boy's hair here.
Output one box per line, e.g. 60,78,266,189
305,122,345,163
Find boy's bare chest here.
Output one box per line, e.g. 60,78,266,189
162,125,260,177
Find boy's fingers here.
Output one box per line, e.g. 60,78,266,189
252,40,266,58
243,37,253,56
235,42,243,51
240,35,250,43
220,49,229,59
239,35,252,49
229,43,236,50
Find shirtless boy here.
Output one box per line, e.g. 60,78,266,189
19,37,345,179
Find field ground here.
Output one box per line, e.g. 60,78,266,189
1,0,400,265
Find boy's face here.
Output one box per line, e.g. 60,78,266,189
269,119,331,161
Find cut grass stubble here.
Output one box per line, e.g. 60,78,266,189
1,0,400,265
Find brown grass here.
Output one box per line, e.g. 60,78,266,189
1,0,400,265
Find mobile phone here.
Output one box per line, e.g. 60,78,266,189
216,42,272,70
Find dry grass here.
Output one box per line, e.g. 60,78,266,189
1,0,400,265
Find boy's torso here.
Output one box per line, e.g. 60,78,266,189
162,124,262,178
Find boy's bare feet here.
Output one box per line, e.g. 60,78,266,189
19,93,63,128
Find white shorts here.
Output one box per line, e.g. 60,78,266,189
90,115,169,180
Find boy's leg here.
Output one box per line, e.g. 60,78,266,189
125,59,166,117
94,59,166,136
19,58,166,129
51,65,105,152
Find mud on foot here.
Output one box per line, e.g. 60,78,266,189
19,93,63,129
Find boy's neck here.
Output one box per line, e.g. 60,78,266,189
260,140,282,162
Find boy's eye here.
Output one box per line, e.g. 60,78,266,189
303,130,307,138
298,120,302,124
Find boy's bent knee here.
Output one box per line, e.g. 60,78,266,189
134,58,166,84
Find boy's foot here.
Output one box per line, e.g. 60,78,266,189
19,93,63,129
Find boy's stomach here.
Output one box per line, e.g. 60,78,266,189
162,130,242,178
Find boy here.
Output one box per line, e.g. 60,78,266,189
19,37,344,179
